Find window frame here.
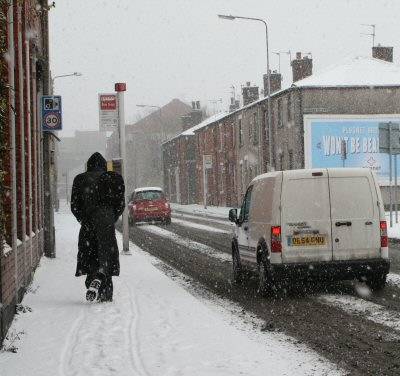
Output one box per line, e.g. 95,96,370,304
239,185,253,223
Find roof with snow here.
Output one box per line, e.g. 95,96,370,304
163,111,229,144
294,56,400,88
163,57,400,146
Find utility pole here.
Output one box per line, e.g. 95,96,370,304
116,83,131,255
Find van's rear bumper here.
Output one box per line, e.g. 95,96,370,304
270,258,390,281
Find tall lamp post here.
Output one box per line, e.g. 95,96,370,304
218,14,273,171
51,71,82,92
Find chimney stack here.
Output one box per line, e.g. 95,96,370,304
291,52,313,82
242,82,259,106
182,101,203,130
263,70,282,95
372,44,393,62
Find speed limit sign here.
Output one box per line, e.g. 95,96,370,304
44,113,61,129
42,96,62,131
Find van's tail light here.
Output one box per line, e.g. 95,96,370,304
380,220,388,247
271,226,282,253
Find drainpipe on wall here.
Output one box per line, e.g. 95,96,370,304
17,4,27,287
8,0,18,305
299,89,305,168
25,38,33,274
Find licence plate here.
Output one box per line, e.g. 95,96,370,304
288,235,326,246
145,207,158,212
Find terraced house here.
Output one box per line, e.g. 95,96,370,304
163,47,400,207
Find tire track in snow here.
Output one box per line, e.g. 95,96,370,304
58,286,140,376
140,225,231,262
123,279,149,376
318,294,400,334
58,305,88,376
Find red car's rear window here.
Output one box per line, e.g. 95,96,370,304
134,190,164,201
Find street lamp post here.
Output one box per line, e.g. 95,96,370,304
51,72,82,93
218,14,273,171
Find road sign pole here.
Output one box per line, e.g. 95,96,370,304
115,83,130,255
389,123,393,227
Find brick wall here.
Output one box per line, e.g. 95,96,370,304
0,0,46,346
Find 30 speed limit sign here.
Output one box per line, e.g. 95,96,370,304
42,95,62,131
44,113,61,129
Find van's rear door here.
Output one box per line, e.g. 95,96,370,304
281,169,333,263
328,169,380,260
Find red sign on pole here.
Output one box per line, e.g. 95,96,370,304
115,82,127,92
100,94,117,110
99,93,118,131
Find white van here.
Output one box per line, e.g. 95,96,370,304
229,168,390,294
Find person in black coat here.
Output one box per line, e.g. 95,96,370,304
71,152,125,302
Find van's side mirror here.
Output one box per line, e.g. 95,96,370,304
229,208,238,223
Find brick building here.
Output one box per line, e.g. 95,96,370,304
162,49,400,208
0,0,54,344
107,98,191,195
162,106,203,204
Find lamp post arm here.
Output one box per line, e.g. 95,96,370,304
229,16,273,171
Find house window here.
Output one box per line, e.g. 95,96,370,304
287,94,292,122
277,98,283,128
289,150,294,169
239,119,243,147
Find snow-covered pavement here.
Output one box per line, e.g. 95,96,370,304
0,205,342,376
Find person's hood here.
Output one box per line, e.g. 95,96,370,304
86,152,107,172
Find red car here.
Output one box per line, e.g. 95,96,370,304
128,187,171,225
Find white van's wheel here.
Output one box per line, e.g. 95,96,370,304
232,241,242,284
257,250,273,297
366,273,387,291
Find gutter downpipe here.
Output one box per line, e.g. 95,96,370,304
25,37,33,275
17,3,27,288
8,0,18,305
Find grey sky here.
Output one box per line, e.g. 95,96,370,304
50,0,400,137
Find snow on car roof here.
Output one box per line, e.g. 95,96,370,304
134,186,163,193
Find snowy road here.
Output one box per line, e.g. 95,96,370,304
0,206,341,376
124,211,400,375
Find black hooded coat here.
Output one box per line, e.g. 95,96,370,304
71,153,125,277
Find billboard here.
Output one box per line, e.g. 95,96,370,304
99,93,118,131
304,115,400,185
